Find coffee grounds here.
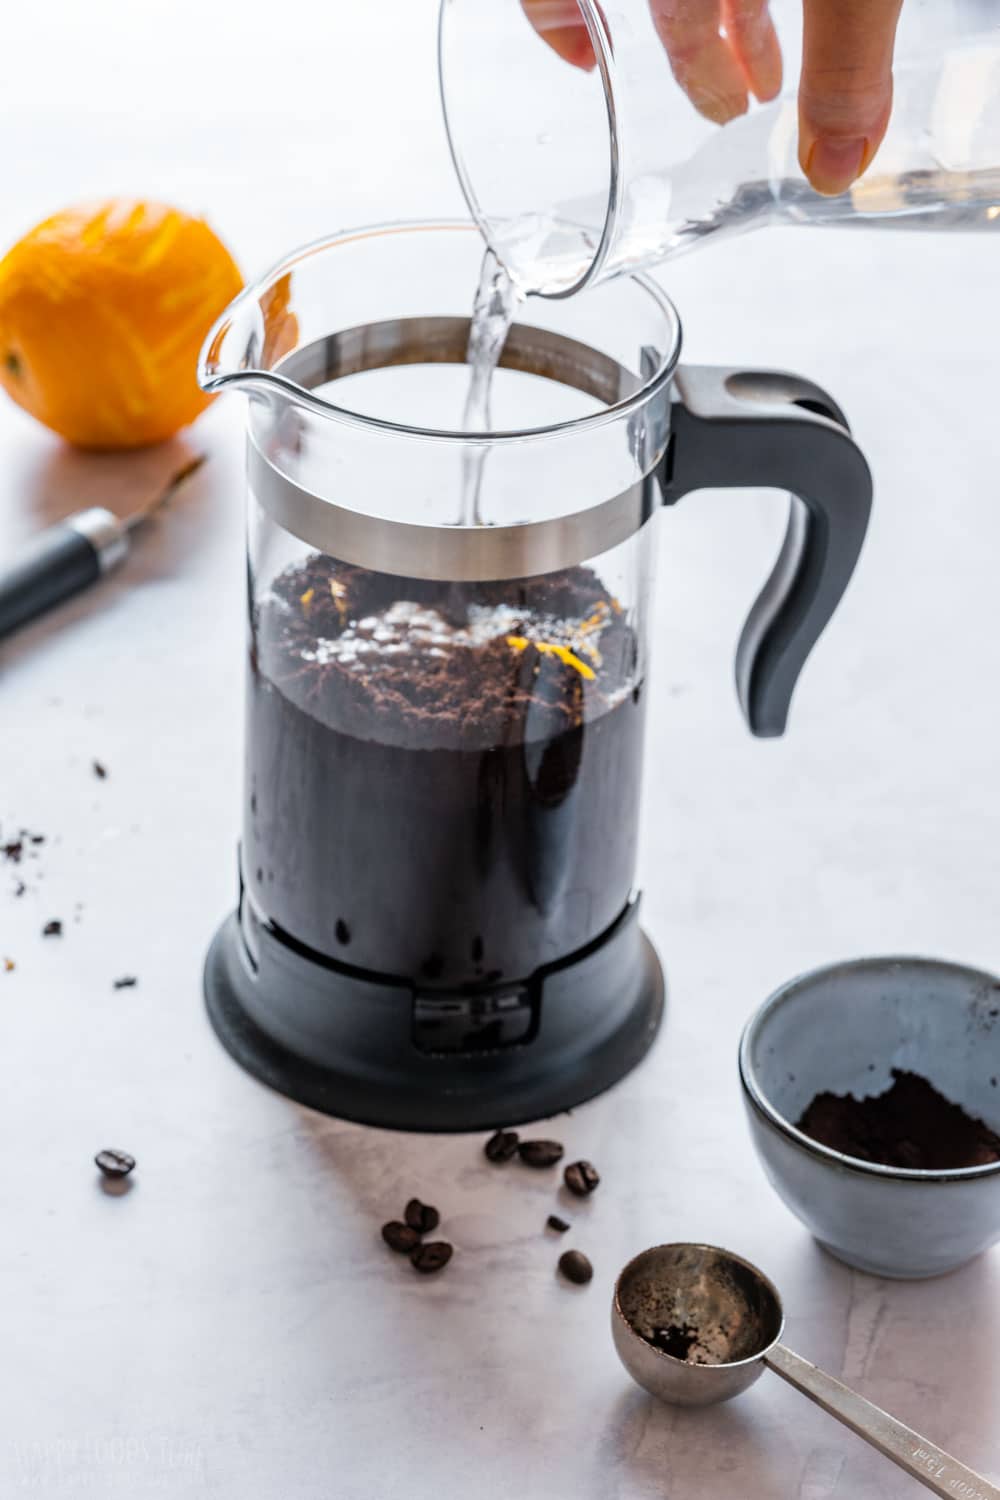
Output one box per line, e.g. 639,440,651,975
649,1323,702,1360
247,554,645,981
262,555,636,752
797,1068,1000,1170
3,827,46,896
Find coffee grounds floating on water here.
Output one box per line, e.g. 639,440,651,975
263,557,633,750
796,1068,1000,1170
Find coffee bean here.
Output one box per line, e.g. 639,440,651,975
558,1249,593,1285
410,1241,453,1274
518,1139,564,1168
382,1220,421,1254
547,1215,570,1233
564,1160,600,1197
95,1149,135,1179
484,1129,520,1163
404,1198,440,1234
42,920,62,938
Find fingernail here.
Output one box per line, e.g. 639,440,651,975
691,86,749,127
803,136,870,196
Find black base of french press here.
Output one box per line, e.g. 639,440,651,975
203,893,665,1132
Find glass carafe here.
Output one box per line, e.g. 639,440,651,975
439,0,1000,294
198,221,871,1131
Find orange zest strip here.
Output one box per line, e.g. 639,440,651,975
506,634,596,681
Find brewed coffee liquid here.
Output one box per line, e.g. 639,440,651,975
245,555,645,986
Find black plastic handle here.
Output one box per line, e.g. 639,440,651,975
0,523,102,640
662,365,873,738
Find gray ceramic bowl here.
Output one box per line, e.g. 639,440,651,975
739,957,1000,1278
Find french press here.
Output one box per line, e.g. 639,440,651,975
199,221,870,1130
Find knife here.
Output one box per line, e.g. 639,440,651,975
0,455,206,641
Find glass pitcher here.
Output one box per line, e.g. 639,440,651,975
439,0,1000,294
198,221,870,1131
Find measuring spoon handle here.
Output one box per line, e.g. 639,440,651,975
764,1343,1000,1500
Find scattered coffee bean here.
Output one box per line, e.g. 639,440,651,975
547,1215,571,1233
404,1198,440,1234
113,976,138,990
484,1129,520,1163
3,840,24,863
518,1139,564,1168
42,920,62,938
382,1220,421,1254
410,1241,453,1274
95,1149,135,1179
93,760,108,780
558,1249,593,1285
564,1160,600,1197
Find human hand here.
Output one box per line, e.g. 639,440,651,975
520,0,905,196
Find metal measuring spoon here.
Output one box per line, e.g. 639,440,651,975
612,1243,999,1499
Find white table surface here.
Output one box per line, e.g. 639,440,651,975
2,3,1000,1496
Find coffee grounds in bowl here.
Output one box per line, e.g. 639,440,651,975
797,1068,1000,1170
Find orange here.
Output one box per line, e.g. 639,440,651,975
0,198,242,449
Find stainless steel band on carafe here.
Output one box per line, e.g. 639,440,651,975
248,316,873,738
247,318,667,582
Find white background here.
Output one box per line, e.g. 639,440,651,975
1,2,999,1496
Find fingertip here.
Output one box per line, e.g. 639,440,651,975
722,1,783,106
698,88,750,126
751,71,782,105
801,135,869,195
520,0,597,71
566,31,598,70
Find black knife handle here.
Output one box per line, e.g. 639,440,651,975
0,508,126,640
